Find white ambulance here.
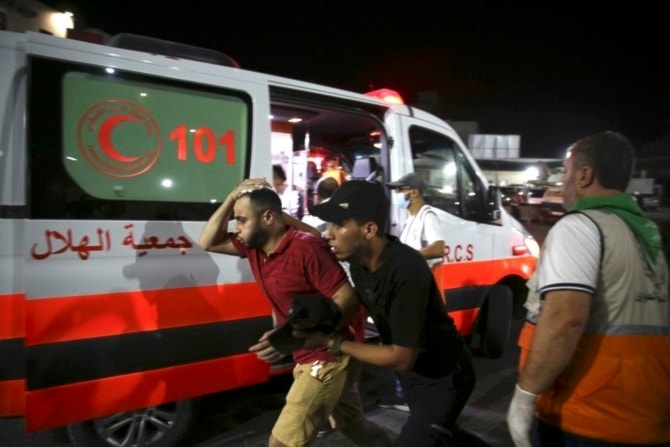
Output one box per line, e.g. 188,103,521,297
0,30,539,446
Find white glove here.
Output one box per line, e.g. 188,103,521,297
507,384,538,447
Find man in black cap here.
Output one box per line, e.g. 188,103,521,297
303,180,476,446
377,173,447,411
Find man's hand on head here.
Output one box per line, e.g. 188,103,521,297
233,178,272,199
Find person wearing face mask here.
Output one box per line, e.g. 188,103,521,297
388,173,445,268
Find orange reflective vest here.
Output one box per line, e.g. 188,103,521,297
525,210,670,444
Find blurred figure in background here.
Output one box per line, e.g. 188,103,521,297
273,164,303,219
321,155,346,185
302,176,339,233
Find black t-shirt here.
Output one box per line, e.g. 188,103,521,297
350,236,464,378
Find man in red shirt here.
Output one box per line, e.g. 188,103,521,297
198,177,391,447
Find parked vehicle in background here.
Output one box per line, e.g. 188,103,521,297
626,177,660,212
499,184,525,219
513,185,546,222
517,185,547,206
540,186,566,223
639,195,660,212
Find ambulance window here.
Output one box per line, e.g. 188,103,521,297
408,126,479,219
61,73,249,203
29,57,252,220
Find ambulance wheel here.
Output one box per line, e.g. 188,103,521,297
473,285,512,359
68,399,196,447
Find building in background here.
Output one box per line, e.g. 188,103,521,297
0,0,73,36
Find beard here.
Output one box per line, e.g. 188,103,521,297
562,183,576,211
243,224,269,249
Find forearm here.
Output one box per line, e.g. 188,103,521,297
330,282,362,330
328,338,416,372
198,194,235,251
420,240,445,260
518,292,589,393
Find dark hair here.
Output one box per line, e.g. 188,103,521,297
572,131,635,190
316,176,339,199
246,188,283,216
272,164,287,182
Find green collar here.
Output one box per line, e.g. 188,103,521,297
572,193,662,263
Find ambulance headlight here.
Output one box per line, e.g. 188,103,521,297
525,236,540,258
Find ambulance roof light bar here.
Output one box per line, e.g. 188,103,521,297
364,88,404,105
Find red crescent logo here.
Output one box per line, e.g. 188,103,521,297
97,115,140,163
77,100,161,178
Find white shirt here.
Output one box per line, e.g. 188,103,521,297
278,188,301,218
301,198,330,233
525,212,601,321
399,204,444,267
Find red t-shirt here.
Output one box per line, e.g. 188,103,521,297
232,228,357,363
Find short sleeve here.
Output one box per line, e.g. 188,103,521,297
301,236,348,298
538,213,601,296
422,209,444,245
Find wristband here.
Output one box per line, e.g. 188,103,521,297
328,335,344,355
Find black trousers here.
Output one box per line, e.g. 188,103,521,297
394,347,476,447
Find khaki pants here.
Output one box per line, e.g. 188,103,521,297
272,355,366,446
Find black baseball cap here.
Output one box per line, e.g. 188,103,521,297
309,180,389,224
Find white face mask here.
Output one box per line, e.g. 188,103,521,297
393,191,410,209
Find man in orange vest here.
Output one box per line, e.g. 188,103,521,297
507,131,670,446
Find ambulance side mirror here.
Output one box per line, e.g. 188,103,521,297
486,186,502,221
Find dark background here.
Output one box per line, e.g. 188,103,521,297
44,1,670,158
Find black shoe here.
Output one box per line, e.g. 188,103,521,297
376,395,410,412
316,421,334,438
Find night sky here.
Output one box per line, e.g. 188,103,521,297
44,1,670,158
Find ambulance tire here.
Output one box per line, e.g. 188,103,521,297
67,399,196,447
474,285,512,359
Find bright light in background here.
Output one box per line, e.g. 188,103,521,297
288,117,302,123
523,166,539,182
443,162,457,177
140,92,147,97
105,67,115,74
48,11,74,37
161,179,173,188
